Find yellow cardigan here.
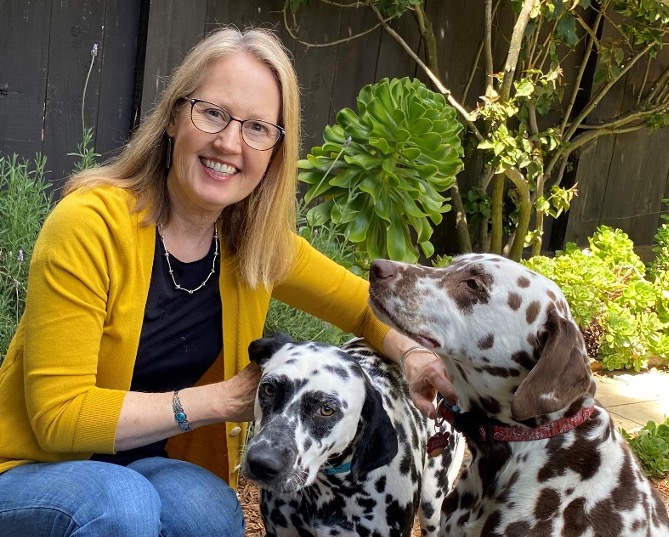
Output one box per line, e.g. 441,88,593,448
0,186,389,489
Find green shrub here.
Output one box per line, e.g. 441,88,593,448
299,77,464,262
0,154,54,360
623,419,669,479
263,203,370,346
524,225,669,371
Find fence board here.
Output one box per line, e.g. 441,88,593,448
41,0,108,190
0,0,51,159
290,2,344,153
328,5,380,119
139,0,208,116
95,0,141,161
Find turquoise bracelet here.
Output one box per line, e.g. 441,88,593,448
172,390,192,432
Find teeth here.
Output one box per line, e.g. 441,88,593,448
202,158,236,174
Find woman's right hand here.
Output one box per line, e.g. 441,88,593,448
402,351,456,419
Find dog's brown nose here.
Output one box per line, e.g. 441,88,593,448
370,260,399,282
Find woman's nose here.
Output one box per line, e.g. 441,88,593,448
213,120,244,150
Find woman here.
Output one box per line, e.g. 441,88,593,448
0,26,452,536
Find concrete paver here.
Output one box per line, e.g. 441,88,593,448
595,369,669,431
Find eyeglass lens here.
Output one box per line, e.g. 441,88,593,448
190,100,282,151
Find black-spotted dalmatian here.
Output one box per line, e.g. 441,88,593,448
368,253,669,537
242,333,465,537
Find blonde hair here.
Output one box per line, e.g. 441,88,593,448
65,26,301,288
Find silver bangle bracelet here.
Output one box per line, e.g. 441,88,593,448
172,390,192,432
399,345,430,371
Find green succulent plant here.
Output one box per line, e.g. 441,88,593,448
298,77,464,262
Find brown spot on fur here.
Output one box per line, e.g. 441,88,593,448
445,263,493,314
562,497,590,537
478,334,494,349
478,395,502,415
508,292,522,310
546,290,556,301
557,300,568,315
589,497,623,536
534,488,560,521
480,510,503,536
517,276,530,288
512,350,534,371
477,365,521,378
525,301,540,324
539,422,601,482
504,520,530,536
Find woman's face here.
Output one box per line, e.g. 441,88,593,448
166,51,282,221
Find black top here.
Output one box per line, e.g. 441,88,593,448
92,229,222,465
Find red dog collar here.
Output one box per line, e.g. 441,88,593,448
434,401,595,443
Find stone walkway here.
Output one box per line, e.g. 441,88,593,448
595,368,669,431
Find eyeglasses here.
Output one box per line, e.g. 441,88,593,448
187,98,284,151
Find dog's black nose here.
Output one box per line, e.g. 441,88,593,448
246,449,289,481
370,260,399,282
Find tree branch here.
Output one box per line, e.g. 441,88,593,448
503,167,531,261
500,0,535,101
282,0,383,48
560,8,603,135
563,41,656,141
485,0,494,95
369,3,483,140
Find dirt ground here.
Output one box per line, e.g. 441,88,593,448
238,475,669,537
238,475,424,536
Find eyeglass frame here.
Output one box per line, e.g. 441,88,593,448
184,97,285,151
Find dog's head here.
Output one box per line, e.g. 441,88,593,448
242,333,398,492
369,253,595,425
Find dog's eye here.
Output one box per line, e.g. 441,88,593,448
464,278,484,292
262,384,275,397
320,405,335,417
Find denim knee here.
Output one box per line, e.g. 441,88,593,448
76,464,163,535
129,457,245,537
0,461,162,537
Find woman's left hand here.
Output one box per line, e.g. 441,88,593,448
217,361,262,423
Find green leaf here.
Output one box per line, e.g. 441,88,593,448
556,15,578,47
386,217,408,261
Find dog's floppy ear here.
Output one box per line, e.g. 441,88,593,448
248,332,294,367
511,308,594,421
350,378,398,480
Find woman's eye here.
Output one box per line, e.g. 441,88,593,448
248,121,268,134
205,108,222,119
320,405,335,417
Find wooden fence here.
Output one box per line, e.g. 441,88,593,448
1,0,668,254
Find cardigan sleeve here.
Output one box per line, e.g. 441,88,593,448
271,235,389,352
22,188,146,454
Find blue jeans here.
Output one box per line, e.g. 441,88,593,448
0,457,244,536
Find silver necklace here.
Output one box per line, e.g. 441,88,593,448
159,226,219,294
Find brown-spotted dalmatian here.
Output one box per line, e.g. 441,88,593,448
242,333,465,537
368,253,669,537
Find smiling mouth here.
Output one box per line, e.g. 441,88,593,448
369,296,440,349
201,157,238,175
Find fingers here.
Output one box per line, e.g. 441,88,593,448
219,363,261,423
403,351,458,417
411,390,437,419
